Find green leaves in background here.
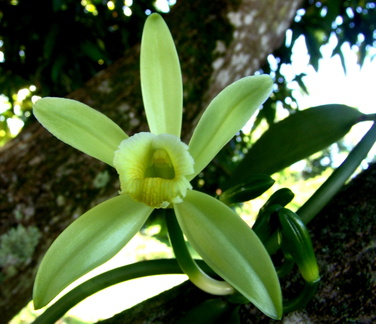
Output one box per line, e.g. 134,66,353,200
231,104,363,182
219,174,274,205
0,0,152,99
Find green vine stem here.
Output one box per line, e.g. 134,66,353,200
297,121,376,224
265,121,376,254
360,113,376,122
32,259,187,324
282,279,320,313
165,209,235,296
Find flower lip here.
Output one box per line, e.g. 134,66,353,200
113,132,194,208
145,148,175,179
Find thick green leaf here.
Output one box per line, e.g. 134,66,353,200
140,13,182,137
188,75,273,180
174,190,282,319
231,104,363,180
33,195,153,308
33,97,128,166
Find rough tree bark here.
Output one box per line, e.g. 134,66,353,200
0,0,305,322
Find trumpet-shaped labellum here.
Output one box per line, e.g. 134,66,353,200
114,132,194,208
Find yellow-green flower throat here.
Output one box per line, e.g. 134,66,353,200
114,132,194,208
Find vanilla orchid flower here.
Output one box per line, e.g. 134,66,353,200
33,13,282,319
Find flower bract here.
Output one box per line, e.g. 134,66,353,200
33,13,282,319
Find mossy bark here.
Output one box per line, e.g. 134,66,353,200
0,0,302,322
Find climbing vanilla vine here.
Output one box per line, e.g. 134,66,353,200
33,13,282,319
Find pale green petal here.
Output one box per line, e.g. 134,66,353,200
174,190,282,319
140,13,182,137
188,75,273,179
33,195,153,309
33,97,128,166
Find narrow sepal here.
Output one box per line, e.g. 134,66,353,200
33,195,153,308
174,190,282,319
188,75,273,179
33,97,128,166
140,13,182,137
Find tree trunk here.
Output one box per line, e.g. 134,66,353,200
0,0,303,322
97,163,376,323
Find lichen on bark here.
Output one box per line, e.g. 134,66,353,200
0,224,41,281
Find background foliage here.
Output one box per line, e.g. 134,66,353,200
0,0,156,143
220,0,376,191
0,0,375,144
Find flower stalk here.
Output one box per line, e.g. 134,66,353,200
165,209,234,296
